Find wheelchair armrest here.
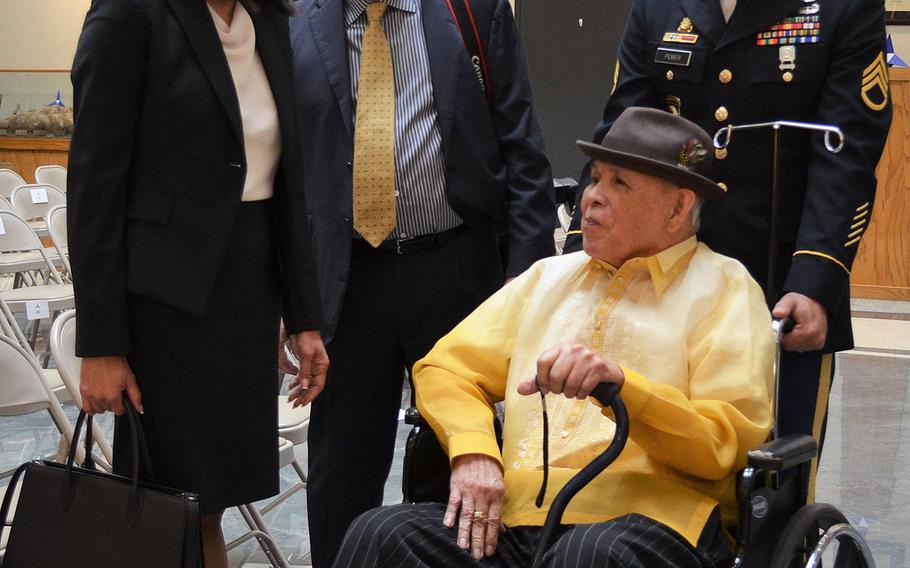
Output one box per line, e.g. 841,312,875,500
404,406,427,427
747,434,817,471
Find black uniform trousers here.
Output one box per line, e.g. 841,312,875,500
307,226,504,568
332,503,734,568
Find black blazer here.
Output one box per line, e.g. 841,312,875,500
68,0,323,357
290,0,555,342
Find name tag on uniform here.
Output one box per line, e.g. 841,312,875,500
30,187,48,204
662,32,699,44
655,48,692,66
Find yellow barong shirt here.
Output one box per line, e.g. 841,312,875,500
413,236,774,545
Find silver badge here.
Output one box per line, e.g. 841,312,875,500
799,3,820,14
779,45,797,71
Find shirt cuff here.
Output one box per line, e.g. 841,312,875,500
447,431,504,469
616,366,652,418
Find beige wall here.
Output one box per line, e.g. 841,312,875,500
0,0,90,70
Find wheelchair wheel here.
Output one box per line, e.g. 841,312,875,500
770,503,852,568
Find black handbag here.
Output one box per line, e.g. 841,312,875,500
0,397,202,568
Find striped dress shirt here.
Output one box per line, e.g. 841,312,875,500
345,0,463,240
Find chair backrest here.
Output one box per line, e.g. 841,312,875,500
0,211,62,282
0,196,12,212
0,335,68,423
45,205,71,275
34,165,66,192
0,169,26,200
9,184,66,222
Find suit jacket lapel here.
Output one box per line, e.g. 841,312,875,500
165,0,244,144
309,0,354,136
678,0,727,48
250,8,295,154
718,0,805,50
420,0,463,155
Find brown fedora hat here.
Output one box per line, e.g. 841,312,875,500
577,107,726,201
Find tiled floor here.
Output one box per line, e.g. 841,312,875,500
2,299,909,567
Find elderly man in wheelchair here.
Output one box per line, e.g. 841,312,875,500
331,108,870,568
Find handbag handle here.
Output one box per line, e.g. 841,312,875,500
62,393,156,525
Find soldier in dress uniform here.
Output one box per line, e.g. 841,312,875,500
563,0,892,496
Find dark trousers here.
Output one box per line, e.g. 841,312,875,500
333,503,734,568
776,351,835,500
307,227,504,568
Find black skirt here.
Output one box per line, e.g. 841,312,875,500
114,200,282,514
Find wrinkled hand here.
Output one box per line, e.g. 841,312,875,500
517,342,624,399
80,355,143,415
444,454,506,560
772,292,828,352
286,329,329,407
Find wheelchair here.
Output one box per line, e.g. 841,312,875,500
401,318,877,567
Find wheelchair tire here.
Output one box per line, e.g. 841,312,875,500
769,502,851,568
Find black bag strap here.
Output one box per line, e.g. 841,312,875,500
445,0,493,101
0,462,29,532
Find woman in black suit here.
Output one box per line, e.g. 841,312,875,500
68,0,328,565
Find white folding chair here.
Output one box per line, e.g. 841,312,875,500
45,205,71,277
34,165,67,193
48,310,113,471
9,184,66,237
0,211,74,354
0,197,12,212
0,210,64,279
0,169,26,200
0,298,71,405
0,334,78,558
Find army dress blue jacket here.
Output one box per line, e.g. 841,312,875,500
565,0,892,352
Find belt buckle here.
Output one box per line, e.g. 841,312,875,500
396,238,404,255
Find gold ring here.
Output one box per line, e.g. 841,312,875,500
472,511,488,521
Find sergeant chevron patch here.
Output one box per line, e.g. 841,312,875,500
861,51,889,111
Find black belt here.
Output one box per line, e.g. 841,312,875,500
358,225,467,255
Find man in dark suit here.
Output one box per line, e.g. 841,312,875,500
563,0,892,496
288,1,555,565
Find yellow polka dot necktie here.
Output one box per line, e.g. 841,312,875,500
353,2,396,247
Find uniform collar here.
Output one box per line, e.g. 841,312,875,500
584,236,699,298
345,0,417,27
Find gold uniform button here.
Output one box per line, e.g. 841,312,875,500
715,148,728,160
782,71,794,83
715,106,729,122
719,69,733,84
666,70,675,81
718,182,728,192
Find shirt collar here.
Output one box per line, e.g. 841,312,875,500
582,235,699,297
345,0,417,27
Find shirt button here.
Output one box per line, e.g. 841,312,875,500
346,161,353,170
666,70,674,81
400,232,408,238
394,190,400,197
715,106,729,122
560,430,569,439
594,321,604,330
718,69,733,84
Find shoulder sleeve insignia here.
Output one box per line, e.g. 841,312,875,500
861,51,889,111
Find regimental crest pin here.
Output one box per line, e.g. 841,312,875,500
861,51,889,111
678,16,694,33
678,138,707,168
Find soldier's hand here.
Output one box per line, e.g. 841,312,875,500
773,292,828,352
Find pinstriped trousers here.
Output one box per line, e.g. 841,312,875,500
332,503,734,568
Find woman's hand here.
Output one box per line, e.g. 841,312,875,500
286,330,329,407
80,355,143,415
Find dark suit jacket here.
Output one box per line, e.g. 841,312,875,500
68,0,323,357
564,0,891,352
290,0,555,342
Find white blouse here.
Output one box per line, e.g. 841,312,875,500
209,2,281,201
